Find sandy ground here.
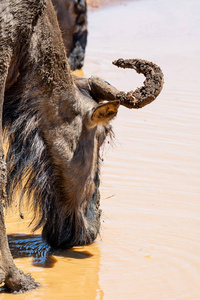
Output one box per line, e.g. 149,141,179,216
87,0,132,10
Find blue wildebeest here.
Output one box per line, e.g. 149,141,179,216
0,0,163,293
52,0,88,70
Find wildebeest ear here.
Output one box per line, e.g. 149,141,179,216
86,100,120,128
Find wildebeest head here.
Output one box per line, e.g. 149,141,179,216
39,76,121,249
2,0,163,250
40,57,163,249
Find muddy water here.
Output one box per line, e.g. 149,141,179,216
2,0,200,299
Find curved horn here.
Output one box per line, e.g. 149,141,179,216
88,59,164,109
113,58,164,108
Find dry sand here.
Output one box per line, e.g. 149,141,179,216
87,0,132,10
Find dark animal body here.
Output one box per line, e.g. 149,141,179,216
52,0,87,70
0,0,163,292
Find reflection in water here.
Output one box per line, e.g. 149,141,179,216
1,231,104,299
8,234,51,260
8,234,93,268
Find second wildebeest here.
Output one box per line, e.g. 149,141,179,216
52,0,87,70
0,0,163,292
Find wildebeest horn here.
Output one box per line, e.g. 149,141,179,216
88,58,164,109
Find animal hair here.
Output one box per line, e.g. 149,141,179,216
3,80,115,249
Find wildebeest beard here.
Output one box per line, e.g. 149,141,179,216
3,81,109,249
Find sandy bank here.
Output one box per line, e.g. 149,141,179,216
87,0,133,10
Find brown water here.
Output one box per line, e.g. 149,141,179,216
2,0,200,299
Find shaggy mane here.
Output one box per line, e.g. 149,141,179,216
3,83,57,232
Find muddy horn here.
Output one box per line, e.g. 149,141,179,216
88,58,164,109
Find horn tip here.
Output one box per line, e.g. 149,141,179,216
112,58,125,68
